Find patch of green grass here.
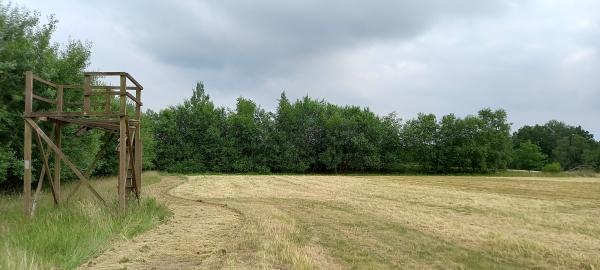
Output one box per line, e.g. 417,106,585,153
0,175,171,269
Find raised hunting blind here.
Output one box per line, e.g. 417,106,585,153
22,71,143,216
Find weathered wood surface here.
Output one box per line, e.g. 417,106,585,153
23,71,143,216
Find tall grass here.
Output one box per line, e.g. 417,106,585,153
0,173,171,269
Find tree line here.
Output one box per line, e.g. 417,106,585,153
1,3,598,186
146,83,600,174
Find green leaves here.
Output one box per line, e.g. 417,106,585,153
513,121,598,171
513,141,547,170
0,2,91,183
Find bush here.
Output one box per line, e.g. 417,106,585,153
542,162,562,173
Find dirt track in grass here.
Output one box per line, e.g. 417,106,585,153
80,176,242,270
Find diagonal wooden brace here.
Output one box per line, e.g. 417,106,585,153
66,134,115,202
25,119,106,205
124,118,139,201
32,131,58,211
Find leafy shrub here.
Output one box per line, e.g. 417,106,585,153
542,162,562,173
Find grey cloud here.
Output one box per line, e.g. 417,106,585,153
104,1,509,72
15,0,600,136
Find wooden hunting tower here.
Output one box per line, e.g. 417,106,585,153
23,71,144,216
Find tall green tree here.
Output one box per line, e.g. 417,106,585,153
400,113,439,171
1,3,94,183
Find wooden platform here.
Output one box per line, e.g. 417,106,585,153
23,71,144,217
46,116,138,132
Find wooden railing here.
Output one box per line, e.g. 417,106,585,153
24,71,143,119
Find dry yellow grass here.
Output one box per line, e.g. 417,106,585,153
171,175,600,270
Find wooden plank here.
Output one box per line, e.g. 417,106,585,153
49,118,121,130
118,74,127,210
124,119,138,200
32,74,58,88
61,85,136,90
126,92,143,106
83,75,91,114
118,116,127,211
23,119,32,217
53,123,61,204
125,73,144,90
119,75,127,115
32,94,56,104
92,85,137,90
26,119,106,205
33,130,57,205
25,71,33,114
88,91,120,96
56,86,63,112
135,87,142,195
84,71,126,76
26,112,124,118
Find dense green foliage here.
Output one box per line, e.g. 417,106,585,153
512,141,547,170
512,121,600,171
0,3,102,183
542,162,562,173
150,83,520,174
148,83,599,174
0,3,156,184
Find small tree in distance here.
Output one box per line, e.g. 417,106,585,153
513,141,547,171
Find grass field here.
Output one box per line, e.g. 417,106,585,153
171,175,600,269
0,171,170,269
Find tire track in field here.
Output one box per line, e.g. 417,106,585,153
80,176,243,270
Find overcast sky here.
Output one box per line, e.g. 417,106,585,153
13,0,600,136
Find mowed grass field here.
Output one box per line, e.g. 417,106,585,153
172,175,600,270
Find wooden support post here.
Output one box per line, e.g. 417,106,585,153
56,85,63,113
25,71,33,114
83,75,91,114
54,123,61,203
23,71,33,217
23,121,32,217
118,75,127,211
135,87,142,195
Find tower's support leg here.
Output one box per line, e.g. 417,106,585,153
135,87,142,197
134,124,141,197
118,117,127,211
118,74,127,211
54,123,61,203
23,120,32,217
